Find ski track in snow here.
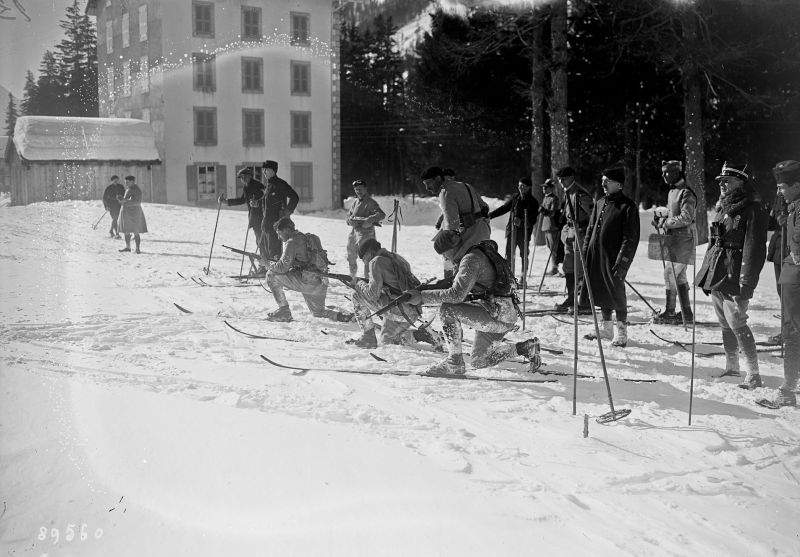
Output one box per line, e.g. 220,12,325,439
2,199,799,556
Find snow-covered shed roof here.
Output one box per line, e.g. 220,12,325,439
12,116,160,163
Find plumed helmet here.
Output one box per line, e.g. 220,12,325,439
716,162,750,181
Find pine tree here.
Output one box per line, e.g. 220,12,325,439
35,50,65,116
5,94,18,136
57,0,98,116
20,71,38,116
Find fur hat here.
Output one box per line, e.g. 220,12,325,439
263,160,278,172
715,162,750,181
773,160,800,184
519,177,532,187
124,175,135,181
432,229,461,254
602,167,625,185
556,166,575,178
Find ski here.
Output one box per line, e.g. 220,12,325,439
224,321,300,342
173,302,192,314
648,330,777,347
191,276,207,286
650,329,783,357
177,272,187,279
259,355,558,384
535,369,658,383
755,398,789,410
549,315,650,327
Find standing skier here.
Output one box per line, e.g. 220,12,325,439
488,176,540,281
581,168,640,347
260,160,299,261
219,168,268,275
652,160,697,324
554,166,593,314
102,175,125,238
539,178,563,276
695,162,768,389
117,175,148,254
345,179,385,280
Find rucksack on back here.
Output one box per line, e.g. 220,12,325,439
304,233,332,273
469,240,515,297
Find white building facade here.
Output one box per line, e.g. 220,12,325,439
87,0,341,209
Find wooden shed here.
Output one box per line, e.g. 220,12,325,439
5,116,160,205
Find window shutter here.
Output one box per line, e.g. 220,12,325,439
217,165,227,198
187,165,197,202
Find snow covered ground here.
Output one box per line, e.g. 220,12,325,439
1,197,798,557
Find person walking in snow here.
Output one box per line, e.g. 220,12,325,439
652,160,697,325
539,178,563,276
695,162,768,389
488,176,540,280
117,175,148,254
405,231,539,375
554,166,594,314
758,160,800,408
581,168,640,348
346,179,385,280
219,168,268,275
102,175,125,239
260,160,299,261
264,217,352,323
346,238,431,348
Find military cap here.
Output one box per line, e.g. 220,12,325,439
602,167,625,185
716,162,750,181
773,160,800,184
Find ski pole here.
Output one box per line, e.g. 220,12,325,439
780,211,787,359
527,213,542,279
509,213,517,276
239,226,250,280
205,197,223,275
567,193,629,424
391,199,400,253
537,249,553,294
688,223,698,425
91,210,107,230
624,279,659,315
522,209,528,331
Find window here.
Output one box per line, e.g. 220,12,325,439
139,55,149,92
290,61,310,95
291,163,313,202
241,6,261,40
192,1,214,37
122,60,131,96
105,20,113,53
193,53,215,92
197,165,217,199
141,108,150,122
138,5,147,42
194,107,217,145
242,109,264,146
241,57,263,93
106,67,114,98
290,12,309,45
122,12,129,47
291,111,311,147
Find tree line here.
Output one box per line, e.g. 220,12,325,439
340,0,800,241
5,0,98,138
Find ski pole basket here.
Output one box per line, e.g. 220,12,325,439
596,408,631,424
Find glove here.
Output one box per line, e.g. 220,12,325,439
612,265,627,281
513,218,522,227
406,290,422,306
651,215,666,230
737,285,754,301
791,252,800,265
217,193,226,203
777,213,788,227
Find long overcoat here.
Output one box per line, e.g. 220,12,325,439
117,184,148,234
582,190,639,309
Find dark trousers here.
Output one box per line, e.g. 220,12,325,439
109,208,120,234
505,228,532,272
781,282,800,393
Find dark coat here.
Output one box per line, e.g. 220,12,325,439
489,193,540,237
695,189,768,296
582,191,640,309
103,182,125,216
767,193,788,263
117,184,148,234
227,178,267,230
778,199,800,286
262,175,299,225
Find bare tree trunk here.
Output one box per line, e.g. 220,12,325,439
530,11,546,196
680,7,709,244
623,104,636,199
549,0,569,180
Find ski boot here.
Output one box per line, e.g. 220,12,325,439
584,320,613,341
756,391,796,409
738,374,763,390
515,338,542,371
611,321,628,348
336,311,354,323
424,354,466,375
345,328,378,349
266,306,293,322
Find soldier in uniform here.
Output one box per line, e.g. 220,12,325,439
345,179,386,280
652,160,697,324
554,166,593,314
695,163,768,389
759,160,800,408
264,217,352,323
261,160,299,261
488,176,540,280
219,168,268,275
406,231,539,375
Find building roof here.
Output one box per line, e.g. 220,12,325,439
12,116,160,163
